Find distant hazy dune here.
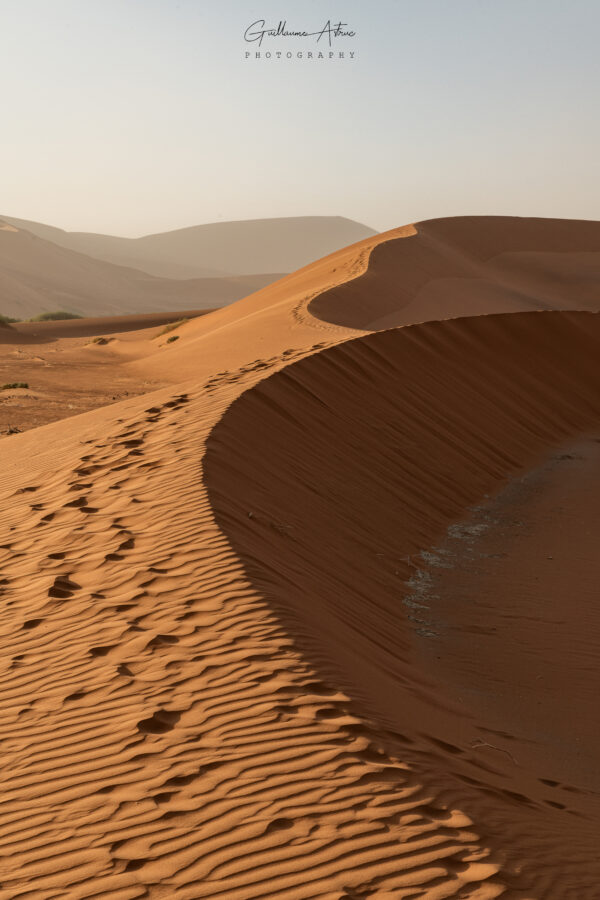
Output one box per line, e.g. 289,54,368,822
3,214,377,279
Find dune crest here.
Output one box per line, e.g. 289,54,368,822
309,216,600,329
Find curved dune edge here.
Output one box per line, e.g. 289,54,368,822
205,310,600,896
128,224,416,384
0,225,401,442
308,216,600,329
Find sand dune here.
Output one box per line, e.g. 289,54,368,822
0,219,281,320
3,215,377,279
310,216,600,328
206,310,600,895
0,216,598,898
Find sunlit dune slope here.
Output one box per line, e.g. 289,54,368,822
129,224,415,382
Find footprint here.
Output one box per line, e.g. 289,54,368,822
48,576,80,598
64,497,87,509
137,709,181,734
117,663,134,677
163,772,197,787
89,645,115,658
64,690,86,702
315,707,344,720
146,634,179,650
124,859,147,872
264,817,294,836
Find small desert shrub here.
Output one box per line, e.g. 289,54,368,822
90,336,109,345
28,311,83,322
1,382,29,390
156,318,188,338
166,335,180,343
0,314,18,325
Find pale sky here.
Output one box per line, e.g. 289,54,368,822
1,0,598,235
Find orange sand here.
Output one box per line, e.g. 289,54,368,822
0,216,599,899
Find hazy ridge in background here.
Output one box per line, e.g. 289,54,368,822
3,215,377,279
0,215,376,318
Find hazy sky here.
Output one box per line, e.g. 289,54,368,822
1,0,598,235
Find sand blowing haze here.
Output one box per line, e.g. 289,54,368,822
1,215,600,899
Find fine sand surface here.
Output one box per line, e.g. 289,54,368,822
0,216,599,899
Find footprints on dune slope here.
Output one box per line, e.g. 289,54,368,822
0,357,508,900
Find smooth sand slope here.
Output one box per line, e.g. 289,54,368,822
310,216,600,328
0,216,599,899
0,220,279,320
3,216,377,280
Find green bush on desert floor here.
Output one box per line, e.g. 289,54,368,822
28,311,83,322
1,382,29,390
155,317,188,338
0,314,19,325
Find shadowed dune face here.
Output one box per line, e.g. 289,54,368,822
205,310,600,890
309,217,600,329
